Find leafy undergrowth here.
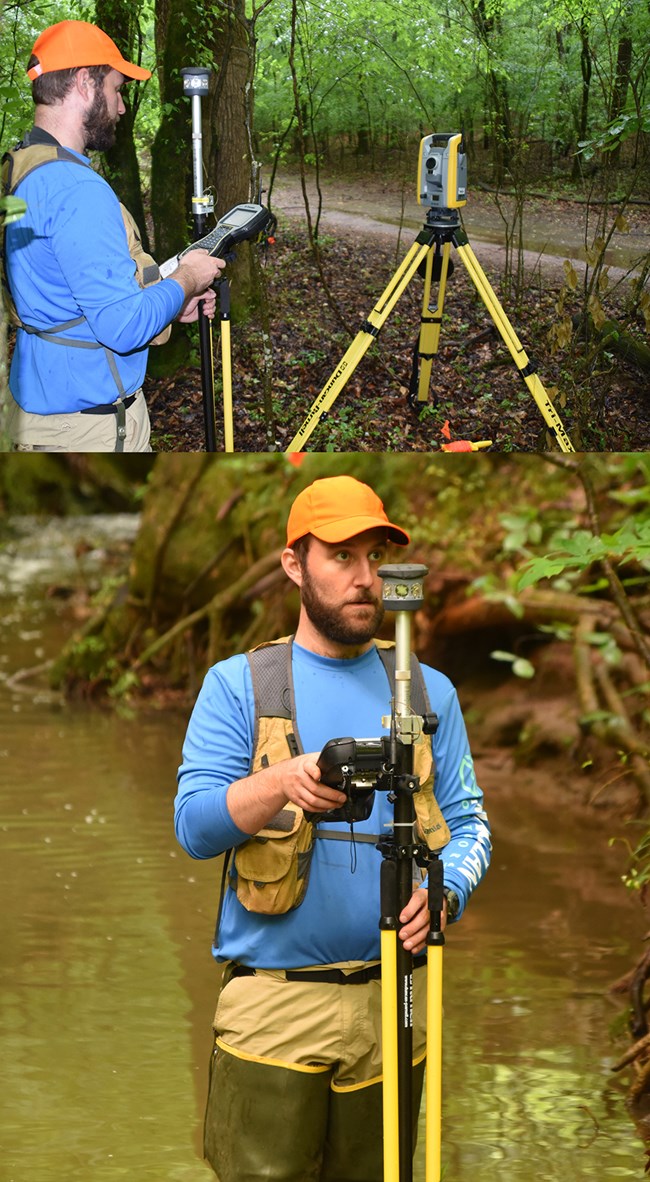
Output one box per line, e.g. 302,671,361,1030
146,225,649,453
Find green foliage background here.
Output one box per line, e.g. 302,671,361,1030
1,0,648,177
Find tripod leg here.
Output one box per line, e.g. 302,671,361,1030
425,857,445,1182
414,243,453,406
396,878,414,1182
426,945,444,1181
380,856,400,1182
380,889,415,1182
381,925,400,1182
454,238,574,452
199,303,217,452
219,280,234,452
285,241,432,453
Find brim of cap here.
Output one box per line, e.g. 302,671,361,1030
27,55,151,82
114,57,151,80
305,516,410,547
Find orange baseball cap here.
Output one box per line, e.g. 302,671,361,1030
286,476,410,548
27,21,151,82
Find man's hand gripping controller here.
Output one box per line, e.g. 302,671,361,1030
159,203,272,279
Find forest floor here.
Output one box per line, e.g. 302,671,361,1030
146,169,650,454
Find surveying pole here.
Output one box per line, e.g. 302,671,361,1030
377,564,444,1182
180,66,217,453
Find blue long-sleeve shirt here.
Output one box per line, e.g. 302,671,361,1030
175,642,491,968
5,137,184,411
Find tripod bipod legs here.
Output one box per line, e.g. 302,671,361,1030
410,219,575,453
379,833,446,1182
380,849,416,1182
284,210,574,454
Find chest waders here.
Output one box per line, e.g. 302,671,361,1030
1,138,169,452
204,635,447,1182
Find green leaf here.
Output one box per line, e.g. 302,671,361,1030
0,196,27,226
582,631,612,646
516,557,567,589
579,710,615,725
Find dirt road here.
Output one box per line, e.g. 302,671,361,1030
271,170,650,282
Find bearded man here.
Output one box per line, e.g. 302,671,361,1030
2,21,224,452
175,474,492,1182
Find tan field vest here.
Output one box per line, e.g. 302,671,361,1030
1,140,171,348
229,636,451,916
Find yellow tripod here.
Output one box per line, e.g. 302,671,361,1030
285,134,574,454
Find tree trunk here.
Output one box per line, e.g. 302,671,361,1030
572,16,592,181
357,127,370,156
554,27,573,158
150,0,257,320
150,0,195,262
205,0,253,218
205,0,256,312
94,0,149,247
608,31,633,169
49,455,298,694
471,0,512,184
588,317,650,370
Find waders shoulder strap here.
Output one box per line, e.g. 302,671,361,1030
246,636,434,809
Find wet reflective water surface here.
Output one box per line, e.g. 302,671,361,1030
0,518,644,1181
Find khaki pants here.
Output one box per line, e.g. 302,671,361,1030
213,964,427,1085
204,964,427,1181
6,389,152,452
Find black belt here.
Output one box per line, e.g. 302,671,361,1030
231,956,427,986
80,392,138,416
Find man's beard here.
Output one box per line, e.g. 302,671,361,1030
300,566,384,647
83,85,117,152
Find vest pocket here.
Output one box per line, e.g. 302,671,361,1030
413,790,451,850
232,804,314,914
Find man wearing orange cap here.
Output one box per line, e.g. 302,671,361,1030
175,475,491,1181
2,21,224,451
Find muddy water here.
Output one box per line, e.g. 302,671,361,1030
0,518,645,1181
